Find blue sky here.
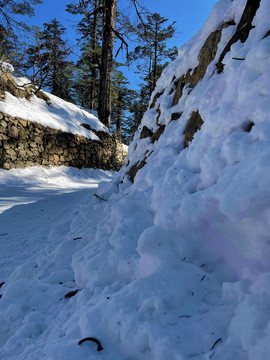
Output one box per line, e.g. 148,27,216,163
26,0,218,87
28,0,217,47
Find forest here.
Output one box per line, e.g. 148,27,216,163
0,0,178,143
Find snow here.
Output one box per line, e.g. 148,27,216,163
1,0,270,359
0,73,108,141
0,61,14,75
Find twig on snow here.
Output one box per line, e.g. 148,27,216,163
78,337,103,351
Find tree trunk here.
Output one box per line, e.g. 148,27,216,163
90,0,99,110
98,0,116,128
153,20,158,92
116,91,122,140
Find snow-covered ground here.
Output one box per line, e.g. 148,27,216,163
0,167,116,360
1,0,270,359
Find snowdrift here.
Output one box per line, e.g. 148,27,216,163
1,0,270,359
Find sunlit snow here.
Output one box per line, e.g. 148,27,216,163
1,0,270,359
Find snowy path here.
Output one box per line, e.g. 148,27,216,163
0,187,91,280
0,167,115,360
0,167,228,360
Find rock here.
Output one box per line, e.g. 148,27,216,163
26,161,35,167
0,120,7,127
151,125,166,143
263,29,270,39
34,136,43,144
10,126,19,138
171,112,182,121
140,126,153,139
184,111,204,148
128,158,147,183
172,75,186,107
0,134,8,141
14,161,25,168
149,89,165,109
3,162,11,170
216,0,261,73
6,148,16,157
53,154,60,163
19,119,27,127
18,149,27,158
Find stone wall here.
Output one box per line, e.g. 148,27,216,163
0,112,127,171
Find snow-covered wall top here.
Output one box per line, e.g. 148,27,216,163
0,67,108,141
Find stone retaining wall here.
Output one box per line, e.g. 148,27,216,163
0,112,127,170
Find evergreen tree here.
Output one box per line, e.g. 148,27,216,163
98,0,117,128
40,19,73,100
0,0,42,64
0,0,42,32
131,12,177,99
66,0,102,110
24,19,73,101
121,13,177,141
111,63,134,141
122,86,148,143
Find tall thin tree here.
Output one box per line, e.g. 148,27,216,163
98,0,116,128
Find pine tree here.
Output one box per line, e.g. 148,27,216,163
67,0,102,110
0,0,42,65
131,12,177,98
40,19,73,99
122,86,148,144
24,19,73,101
0,0,42,32
111,63,134,141
98,0,117,128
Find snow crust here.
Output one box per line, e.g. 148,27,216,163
1,0,270,359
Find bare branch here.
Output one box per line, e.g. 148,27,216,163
112,28,129,59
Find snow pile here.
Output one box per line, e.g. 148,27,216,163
1,0,270,359
0,71,108,141
0,61,14,75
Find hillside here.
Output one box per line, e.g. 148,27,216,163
1,0,270,359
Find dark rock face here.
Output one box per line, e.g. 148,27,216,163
149,89,165,109
244,121,255,133
184,111,204,148
140,126,154,139
216,0,261,73
172,21,235,107
127,158,147,183
171,112,182,121
0,112,127,171
263,30,270,39
151,125,166,143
